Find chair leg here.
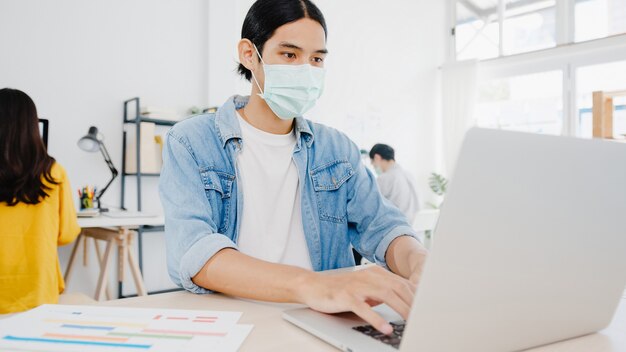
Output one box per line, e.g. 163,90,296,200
63,233,83,285
95,239,114,301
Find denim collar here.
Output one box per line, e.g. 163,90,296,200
215,95,314,149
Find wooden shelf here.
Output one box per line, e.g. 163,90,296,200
593,90,626,139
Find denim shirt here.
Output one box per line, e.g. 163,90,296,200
159,95,418,294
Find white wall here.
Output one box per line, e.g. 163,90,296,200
1,0,446,298
207,0,447,206
0,0,208,297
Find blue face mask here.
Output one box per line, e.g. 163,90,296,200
251,45,326,120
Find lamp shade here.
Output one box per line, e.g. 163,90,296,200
77,126,100,152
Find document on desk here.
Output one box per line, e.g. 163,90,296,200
0,304,252,352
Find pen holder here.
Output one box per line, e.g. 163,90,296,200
79,185,96,210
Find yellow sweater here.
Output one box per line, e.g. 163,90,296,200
0,162,80,313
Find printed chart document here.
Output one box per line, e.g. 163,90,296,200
0,304,253,351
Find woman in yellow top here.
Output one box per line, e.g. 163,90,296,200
0,88,80,314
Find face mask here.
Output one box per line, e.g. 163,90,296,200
374,166,383,176
250,45,326,120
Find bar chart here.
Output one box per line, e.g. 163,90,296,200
0,305,252,351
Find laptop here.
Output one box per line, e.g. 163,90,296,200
283,128,626,352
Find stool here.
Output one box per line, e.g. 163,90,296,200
64,227,147,301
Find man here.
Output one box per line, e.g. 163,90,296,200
370,144,420,224
159,0,427,335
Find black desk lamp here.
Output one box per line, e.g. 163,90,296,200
77,126,118,211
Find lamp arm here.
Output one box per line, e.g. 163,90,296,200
95,142,119,204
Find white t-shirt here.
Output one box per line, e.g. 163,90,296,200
235,112,313,270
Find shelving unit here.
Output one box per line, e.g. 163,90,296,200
593,90,626,140
120,97,181,298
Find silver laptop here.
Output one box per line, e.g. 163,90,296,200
283,128,626,352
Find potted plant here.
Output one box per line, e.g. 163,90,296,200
427,172,448,209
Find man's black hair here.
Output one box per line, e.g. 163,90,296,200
237,0,327,81
369,144,395,161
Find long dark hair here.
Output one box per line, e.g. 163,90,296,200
0,88,58,205
237,0,327,81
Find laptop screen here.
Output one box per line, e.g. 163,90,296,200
38,119,48,148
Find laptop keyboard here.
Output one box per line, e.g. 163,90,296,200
352,321,405,349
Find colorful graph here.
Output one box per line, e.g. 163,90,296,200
0,304,252,352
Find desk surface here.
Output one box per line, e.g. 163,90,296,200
77,214,164,228
75,210,435,231
100,291,626,352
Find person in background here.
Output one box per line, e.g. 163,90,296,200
0,88,81,314
370,144,420,224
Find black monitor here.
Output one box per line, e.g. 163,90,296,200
38,118,48,148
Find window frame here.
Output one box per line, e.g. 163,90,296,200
448,0,626,137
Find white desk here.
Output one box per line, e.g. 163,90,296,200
98,291,626,352
77,214,164,228
66,214,164,301
412,209,439,232
411,209,440,248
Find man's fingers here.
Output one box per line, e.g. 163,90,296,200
372,265,417,291
367,267,416,308
409,271,421,286
391,279,415,308
370,287,411,320
351,301,393,335
365,298,383,307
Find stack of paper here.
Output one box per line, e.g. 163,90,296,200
77,208,100,217
124,122,162,174
0,305,252,352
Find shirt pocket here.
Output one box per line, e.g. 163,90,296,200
310,160,355,223
200,169,235,233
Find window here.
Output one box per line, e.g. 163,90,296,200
502,0,556,55
476,70,563,134
455,0,557,60
575,0,626,43
576,60,626,138
455,0,626,139
456,1,500,60
454,0,626,60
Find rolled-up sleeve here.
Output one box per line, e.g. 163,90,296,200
159,130,237,294
346,144,419,270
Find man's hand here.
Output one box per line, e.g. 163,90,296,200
298,266,415,335
191,243,427,336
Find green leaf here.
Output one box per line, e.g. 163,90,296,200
428,172,448,196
